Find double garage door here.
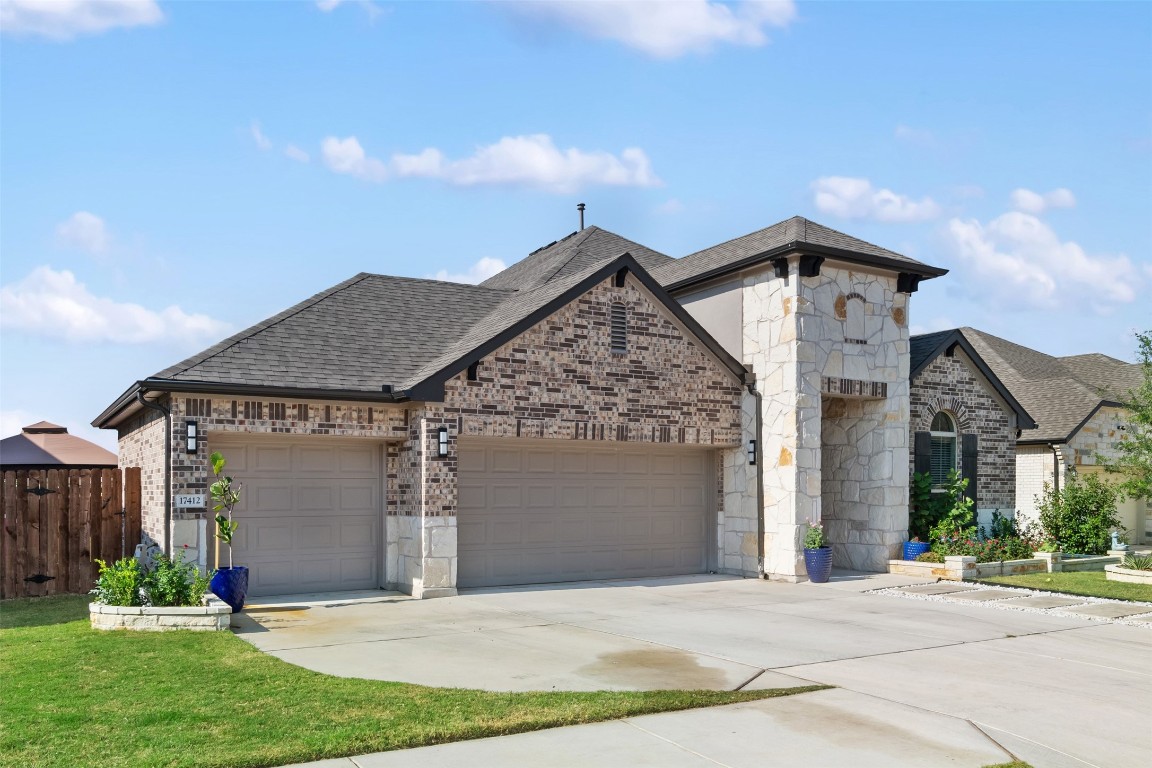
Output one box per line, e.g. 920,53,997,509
457,441,714,588
209,436,714,595
211,435,382,597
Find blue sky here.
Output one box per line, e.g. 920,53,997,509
1,0,1149,450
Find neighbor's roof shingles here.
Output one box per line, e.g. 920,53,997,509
961,328,1142,443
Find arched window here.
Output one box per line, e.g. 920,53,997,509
610,303,627,354
929,411,957,486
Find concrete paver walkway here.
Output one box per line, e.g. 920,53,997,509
238,573,1151,768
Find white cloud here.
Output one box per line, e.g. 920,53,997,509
427,257,507,285
505,0,796,58
1009,187,1076,214
323,133,660,193
945,212,1142,314
0,0,163,40
811,176,941,223
0,409,37,440
894,124,936,147
321,136,389,182
315,0,382,21
656,198,685,215
0,266,230,344
394,134,661,192
909,317,957,337
250,120,272,151
284,144,310,163
55,211,110,254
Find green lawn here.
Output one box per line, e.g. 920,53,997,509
981,571,1152,602
0,596,823,768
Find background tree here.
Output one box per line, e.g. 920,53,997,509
1102,330,1152,500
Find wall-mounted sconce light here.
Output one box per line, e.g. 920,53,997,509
748,439,757,466
437,426,449,458
186,420,198,453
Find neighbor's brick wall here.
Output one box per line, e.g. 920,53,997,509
910,354,1016,510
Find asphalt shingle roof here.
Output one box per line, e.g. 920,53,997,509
156,274,513,391
961,328,1142,443
481,226,673,291
651,216,941,288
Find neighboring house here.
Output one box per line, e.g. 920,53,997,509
908,330,1036,531
0,421,117,470
957,328,1148,544
93,216,946,597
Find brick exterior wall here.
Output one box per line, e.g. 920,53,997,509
111,272,745,594
910,354,1016,511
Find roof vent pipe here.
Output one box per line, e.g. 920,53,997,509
577,202,586,230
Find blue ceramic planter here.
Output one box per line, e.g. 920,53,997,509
804,546,833,583
903,540,931,561
210,566,249,613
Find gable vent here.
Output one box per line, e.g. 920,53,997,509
610,302,627,354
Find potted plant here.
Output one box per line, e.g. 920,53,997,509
208,450,248,613
803,521,833,583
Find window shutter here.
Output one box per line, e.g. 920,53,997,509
914,431,932,476
961,433,978,507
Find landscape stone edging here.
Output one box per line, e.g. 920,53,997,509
1106,565,1152,585
89,602,231,632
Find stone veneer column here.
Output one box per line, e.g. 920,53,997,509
744,265,808,580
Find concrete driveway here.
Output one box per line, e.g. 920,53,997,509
235,573,1152,767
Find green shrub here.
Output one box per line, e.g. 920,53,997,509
915,551,944,563
1036,471,1123,555
91,558,145,606
908,471,941,540
144,548,213,607
929,469,976,542
803,522,825,549
91,548,212,608
1121,553,1152,571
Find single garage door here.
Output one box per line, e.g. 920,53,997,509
210,435,383,596
458,440,713,588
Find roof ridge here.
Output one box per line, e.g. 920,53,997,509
157,273,375,379
534,227,600,286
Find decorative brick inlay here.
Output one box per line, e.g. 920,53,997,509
822,377,888,399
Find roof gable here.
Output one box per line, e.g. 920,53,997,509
910,329,1035,429
653,216,947,290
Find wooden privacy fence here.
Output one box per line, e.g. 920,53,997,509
0,468,141,599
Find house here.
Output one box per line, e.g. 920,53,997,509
908,330,1035,530
93,216,947,597
0,421,117,470
958,328,1149,544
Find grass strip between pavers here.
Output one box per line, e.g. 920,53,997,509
0,595,827,768
977,570,1152,603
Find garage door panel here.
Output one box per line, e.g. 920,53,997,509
339,485,375,511
211,436,383,596
492,485,522,508
492,450,522,472
253,446,293,473
458,441,712,588
525,452,555,473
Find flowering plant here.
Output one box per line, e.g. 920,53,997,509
803,522,826,549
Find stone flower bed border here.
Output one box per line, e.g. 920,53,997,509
888,551,1124,581
1106,564,1152,585
90,601,231,631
